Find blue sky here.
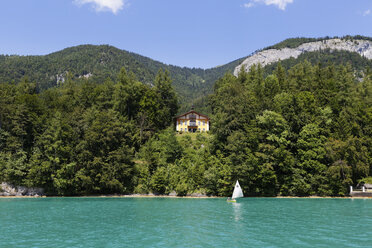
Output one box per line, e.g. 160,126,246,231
0,0,372,68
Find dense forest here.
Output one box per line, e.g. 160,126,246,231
137,61,371,197
1,36,372,196
0,45,245,113
0,59,371,196
0,68,178,195
209,62,371,196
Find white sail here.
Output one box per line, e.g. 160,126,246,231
232,180,244,199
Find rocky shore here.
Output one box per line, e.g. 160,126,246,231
0,182,44,197
0,184,210,198
0,184,364,198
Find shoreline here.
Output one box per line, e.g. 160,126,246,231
1,194,371,199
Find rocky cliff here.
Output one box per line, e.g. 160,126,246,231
234,38,372,76
0,182,44,196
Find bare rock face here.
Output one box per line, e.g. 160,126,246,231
168,191,177,196
0,182,44,196
79,73,93,79
234,39,372,76
187,192,208,197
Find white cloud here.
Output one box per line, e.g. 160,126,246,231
262,0,293,10
244,2,255,8
363,9,371,16
245,0,294,10
74,0,126,14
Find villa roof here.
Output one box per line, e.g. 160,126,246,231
175,110,210,120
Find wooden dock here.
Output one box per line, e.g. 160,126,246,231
350,186,372,197
350,191,372,197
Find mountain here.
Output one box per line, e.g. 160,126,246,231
234,36,372,75
1,35,372,114
0,45,245,113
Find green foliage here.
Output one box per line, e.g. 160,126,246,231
209,61,371,196
1,37,372,197
264,37,320,50
136,131,235,196
0,150,29,185
0,45,245,114
359,177,372,184
0,67,179,195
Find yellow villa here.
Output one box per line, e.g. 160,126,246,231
175,108,210,133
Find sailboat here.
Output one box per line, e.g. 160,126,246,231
227,180,244,203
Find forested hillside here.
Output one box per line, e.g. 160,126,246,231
209,62,371,196
134,61,371,197
1,61,371,196
1,36,372,114
0,37,371,196
0,45,244,113
0,68,178,195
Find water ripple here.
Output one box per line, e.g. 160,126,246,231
1,198,372,247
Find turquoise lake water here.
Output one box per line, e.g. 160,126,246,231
1,198,372,247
